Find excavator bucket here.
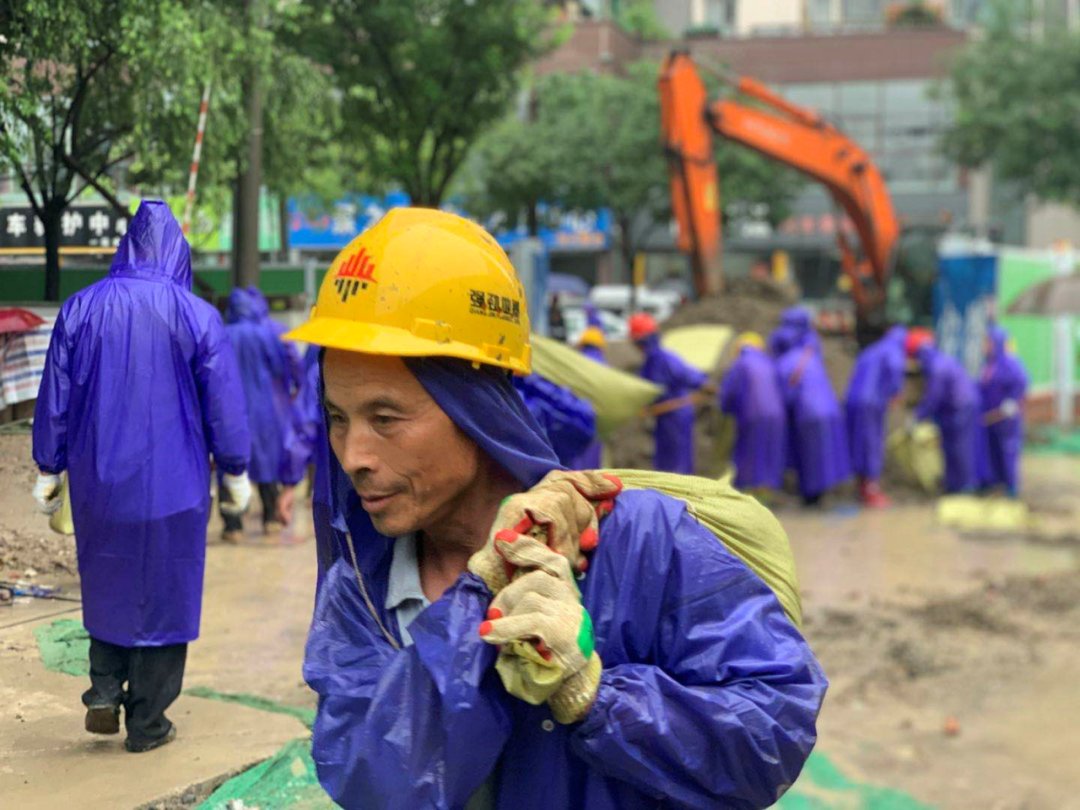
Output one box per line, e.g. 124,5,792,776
658,52,721,293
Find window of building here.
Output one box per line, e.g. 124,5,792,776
703,0,735,30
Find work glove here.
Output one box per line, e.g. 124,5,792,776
478,534,603,724
1000,399,1019,418
468,470,621,595
220,472,252,515
32,473,63,515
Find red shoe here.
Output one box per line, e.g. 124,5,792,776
859,480,892,508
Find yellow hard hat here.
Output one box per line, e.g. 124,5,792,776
578,326,606,349
735,331,765,351
285,208,531,374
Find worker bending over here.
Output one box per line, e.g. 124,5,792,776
288,209,826,809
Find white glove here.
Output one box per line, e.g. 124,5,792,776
220,472,252,515
33,473,63,515
1000,399,1019,418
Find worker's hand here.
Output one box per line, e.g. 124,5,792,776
1000,399,1019,419
32,473,63,515
277,485,296,525
478,535,602,724
220,472,252,515
468,470,622,595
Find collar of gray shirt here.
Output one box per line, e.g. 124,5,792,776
385,534,429,647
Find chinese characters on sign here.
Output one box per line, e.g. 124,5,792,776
0,206,130,249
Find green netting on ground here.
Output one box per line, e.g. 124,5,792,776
185,686,316,729
33,618,89,676
197,738,335,810
775,751,935,809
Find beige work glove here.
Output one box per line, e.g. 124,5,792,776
468,470,622,595
477,535,603,724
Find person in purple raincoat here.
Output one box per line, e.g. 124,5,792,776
844,325,907,507
719,332,786,493
771,308,850,505
976,325,1028,496
31,201,250,752
222,288,297,537
573,316,607,468
513,373,597,468
631,312,709,474
907,330,980,493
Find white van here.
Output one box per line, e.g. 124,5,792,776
588,285,682,324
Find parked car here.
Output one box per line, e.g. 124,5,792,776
588,285,682,324
562,305,628,346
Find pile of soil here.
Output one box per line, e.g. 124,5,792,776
0,527,77,579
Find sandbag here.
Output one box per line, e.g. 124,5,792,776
936,495,1030,532
610,469,803,627
531,334,661,439
662,324,733,373
887,422,943,493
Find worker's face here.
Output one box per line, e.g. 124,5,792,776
322,350,484,538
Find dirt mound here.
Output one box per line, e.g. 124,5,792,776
0,527,77,579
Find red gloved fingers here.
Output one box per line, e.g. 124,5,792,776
579,527,599,552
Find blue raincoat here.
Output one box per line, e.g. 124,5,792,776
225,289,295,484
638,334,709,474
976,326,1028,494
247,285,305,393
720,345,786,490
512,374,597,468
575,344,606,468
844,326,907,481
32,201,249,647
914,344,979,493
304,358,826,809
771,309,850,499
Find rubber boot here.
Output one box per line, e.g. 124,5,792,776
858,478,892,508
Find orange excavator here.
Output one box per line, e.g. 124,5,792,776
659,50,916,343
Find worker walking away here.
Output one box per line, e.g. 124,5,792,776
906,329,979,494
719,332,786,496
631,312,709,474
977,325,1028,496
513,373,597,468
844,325,908,507
573,315,607,467
248,285,305,393
771,307,850,505
222,288,295,539
287,209,826,809
31,201,251,752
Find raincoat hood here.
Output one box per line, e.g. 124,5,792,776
986,325,1009,360
108,200,192,290
225,288,260,324
246,285,271,320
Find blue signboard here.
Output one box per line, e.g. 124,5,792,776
934,254,998,377
287,194,610,253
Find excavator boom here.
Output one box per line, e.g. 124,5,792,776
658,51,901,327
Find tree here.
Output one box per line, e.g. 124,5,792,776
942,4,1080,206
0,1,239,299
290,0,554,207
462,63,804,277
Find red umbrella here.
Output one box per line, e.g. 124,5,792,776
0,308,46,335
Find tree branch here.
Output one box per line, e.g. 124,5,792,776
62,152,133,213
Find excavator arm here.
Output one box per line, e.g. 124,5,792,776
659,51,900,326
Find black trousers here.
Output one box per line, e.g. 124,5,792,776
84,637,187,745
221,481,280,531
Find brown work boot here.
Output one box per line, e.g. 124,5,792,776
84,703,121,735
263,520,284,536
221,528,244,544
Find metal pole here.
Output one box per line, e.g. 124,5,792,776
182,82,212,236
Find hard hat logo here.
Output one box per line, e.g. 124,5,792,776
470,289,522,324
333,246,377,302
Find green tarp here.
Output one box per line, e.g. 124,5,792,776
33,618,90,676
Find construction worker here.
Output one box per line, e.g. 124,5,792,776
222,287,296,538
630,311,709,474
977,325,1028,496
719,332,786,494
844,325,908,507
31,201,251,752
906,328,979,493
770,307,850,505
287,209,825,808
574,317,607,467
